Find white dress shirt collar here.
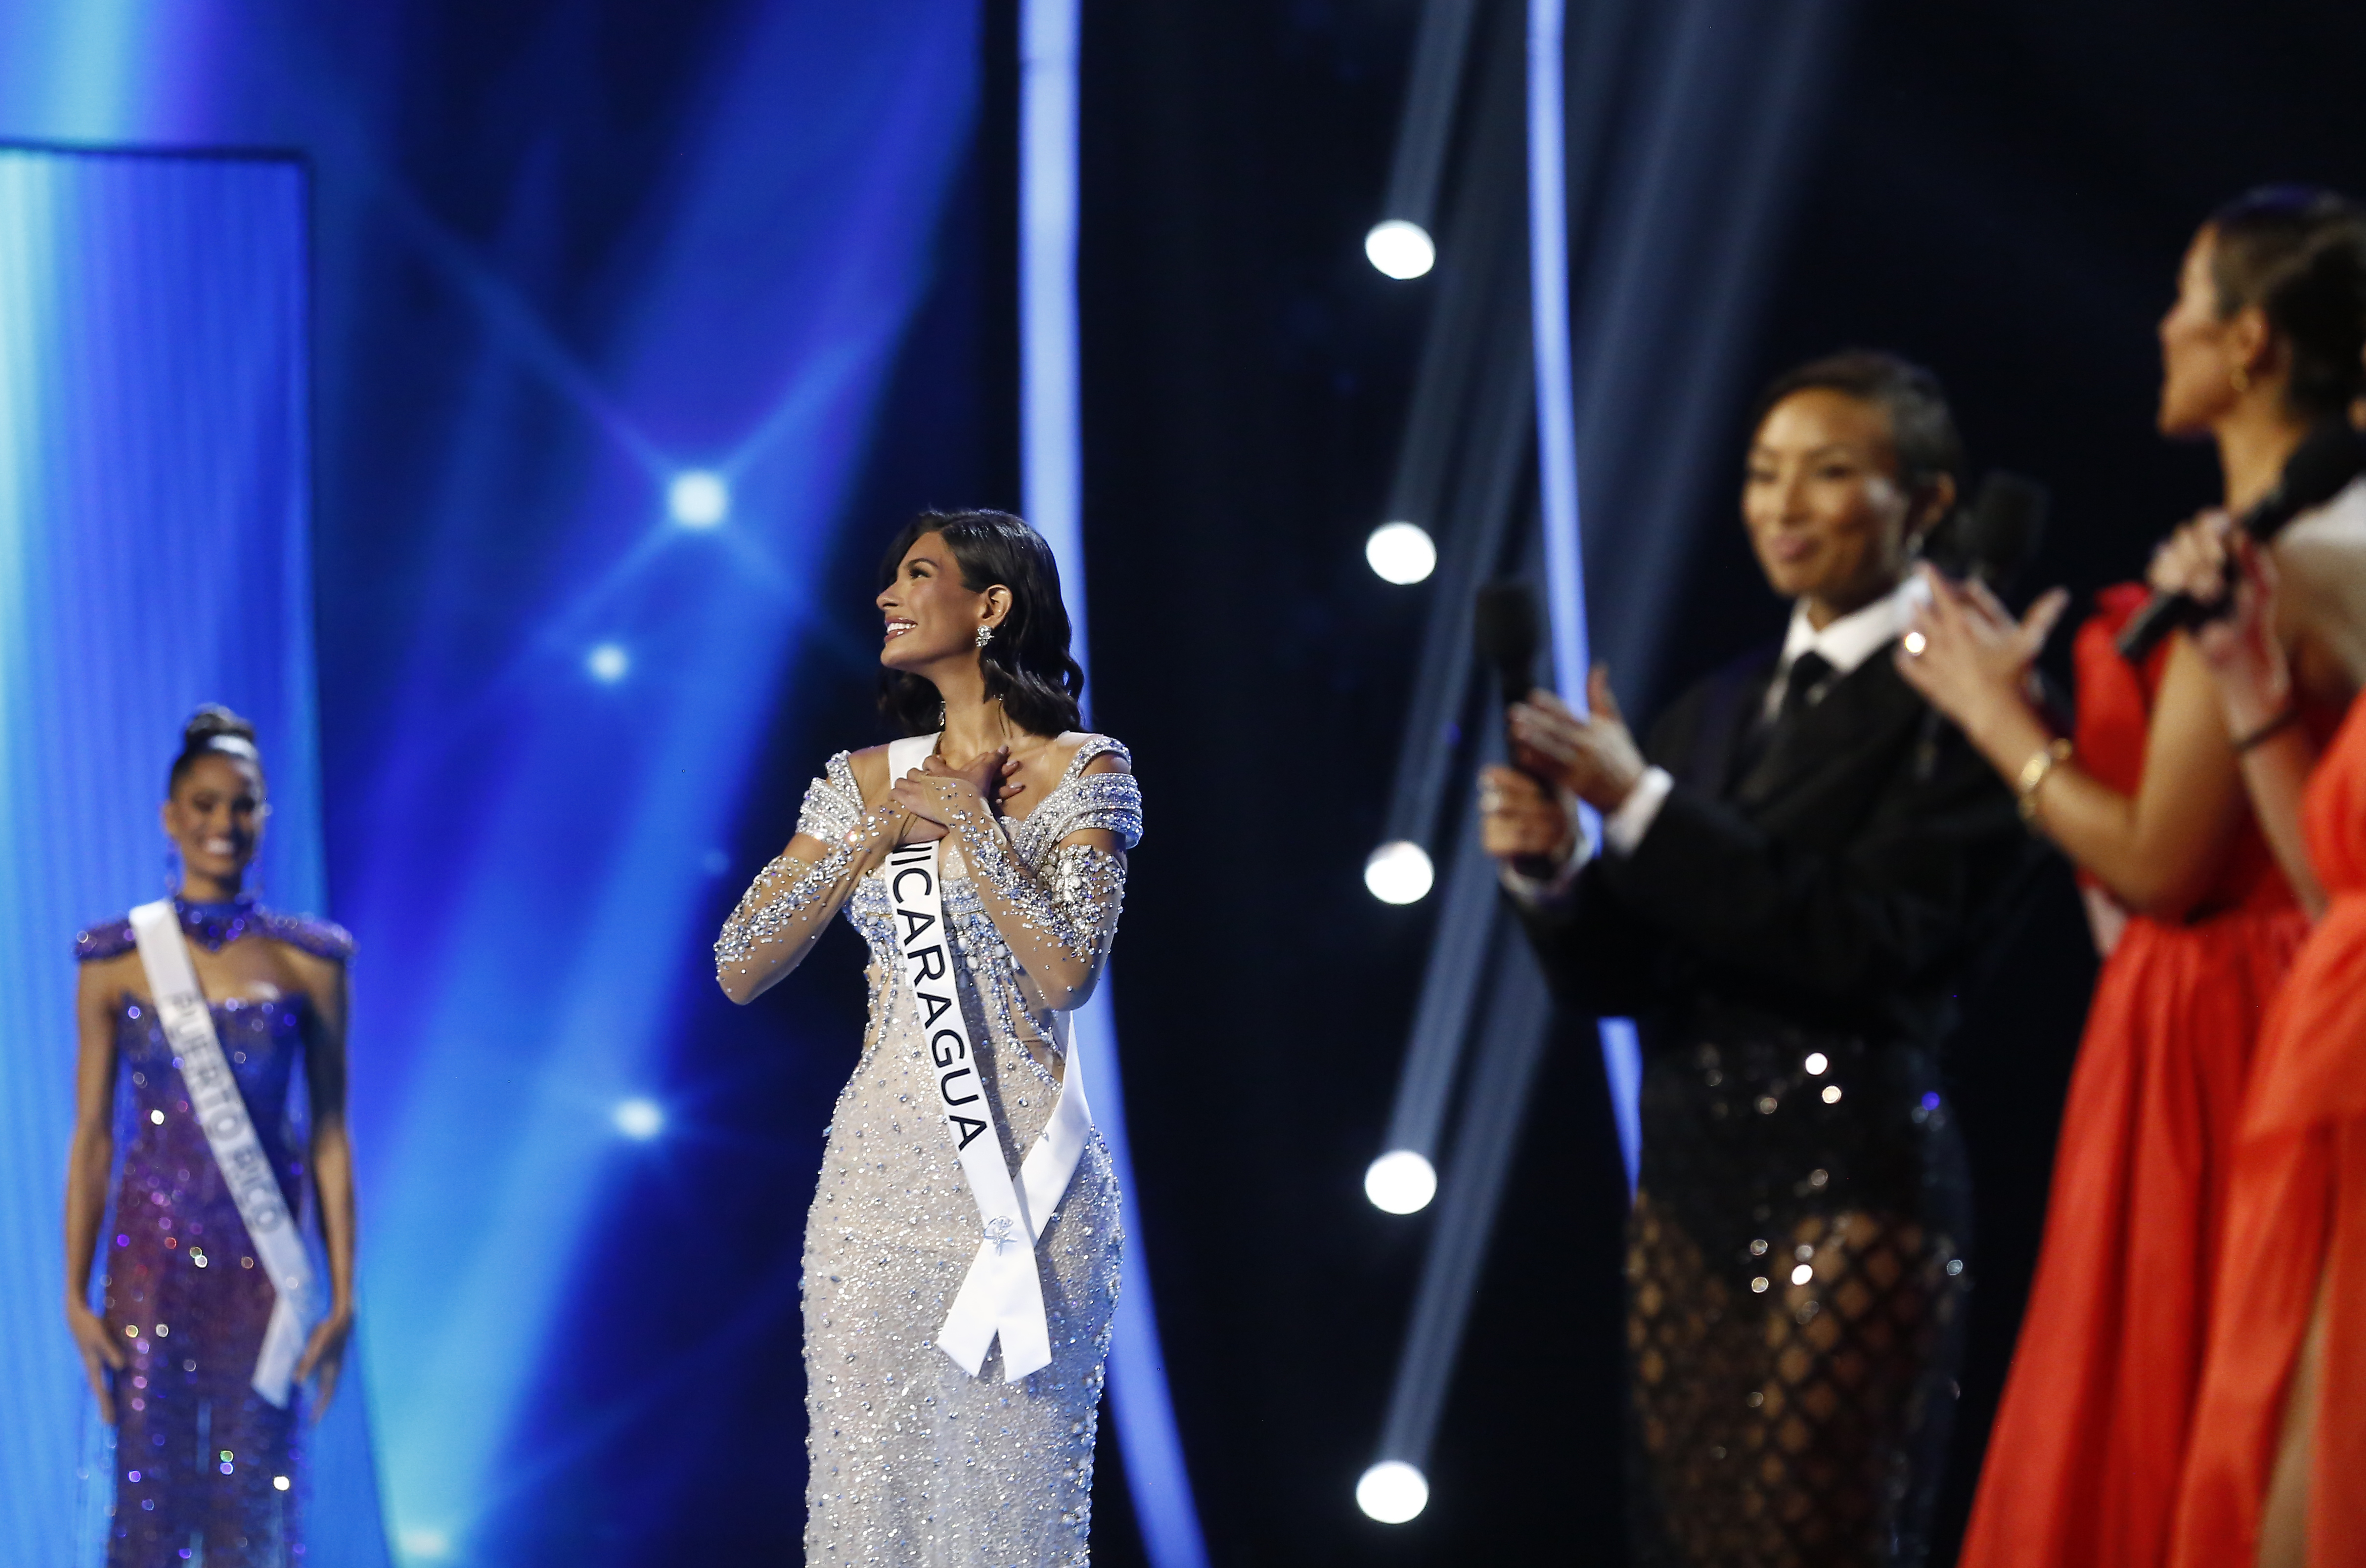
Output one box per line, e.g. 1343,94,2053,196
1776,575,1924,682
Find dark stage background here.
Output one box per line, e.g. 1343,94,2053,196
1062,2,2366,1564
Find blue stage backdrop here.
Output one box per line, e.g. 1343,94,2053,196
321,13,985,1560
0,144,388,1566
0,5,1061,1561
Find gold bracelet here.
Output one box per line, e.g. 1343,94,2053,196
2015,738,2073,824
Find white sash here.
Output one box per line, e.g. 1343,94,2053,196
129,900,322,1408
886,735,1096,1381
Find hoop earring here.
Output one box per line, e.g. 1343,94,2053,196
976,625,994,649
2231,364,2252,394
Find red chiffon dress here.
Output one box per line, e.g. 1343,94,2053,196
1958,587,2311,1568
2170,688,2366,1568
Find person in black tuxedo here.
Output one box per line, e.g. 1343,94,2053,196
1481,352,2045,1568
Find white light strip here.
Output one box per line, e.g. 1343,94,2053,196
1525,0,1584,702
1021,0,1087,646
1526,0,1640,1191
1020,4,1212,1564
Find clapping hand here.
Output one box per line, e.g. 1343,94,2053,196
1506,669,1647,813
1894,563,2069,736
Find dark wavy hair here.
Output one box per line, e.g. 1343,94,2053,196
2206,185,2366,421
877,510,1085,738
168,705,264,793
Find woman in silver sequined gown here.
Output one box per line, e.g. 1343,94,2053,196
717,511,1139,1567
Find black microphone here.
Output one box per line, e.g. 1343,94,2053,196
2118,422,2366,664
1924,471,2050,592
1473,580,1540,710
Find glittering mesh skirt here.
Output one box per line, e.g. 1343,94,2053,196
803,986,1122,1567
1626,1028,1970,1568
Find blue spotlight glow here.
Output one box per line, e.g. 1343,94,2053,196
667,469,729,528
0,145,389,1567
611,1099,665,1140
1023,0,1209,1561
396,1525,453,1561
334,14,988,1549
1526,0,1641,1194
586,643,630,683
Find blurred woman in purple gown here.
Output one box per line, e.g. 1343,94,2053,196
63,708,358,1568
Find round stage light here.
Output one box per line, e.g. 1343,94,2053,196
586,643,630,683
1356,1459,1430,1523
613,1098,665,1140
1364,219,1436,280
1364,1149,1438,1214
1365,521,1437,584
1364,840,1434,905
668,470,729,528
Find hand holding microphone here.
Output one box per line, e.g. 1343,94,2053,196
2117,420,2366,663
1473,582,1649,875
2147,512,2293,738
1505,676,1647,811
1471,580,1645,808
1472,581,1568,871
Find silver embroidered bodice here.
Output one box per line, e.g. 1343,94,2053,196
717,734,1141,1567
801,741,1139,1049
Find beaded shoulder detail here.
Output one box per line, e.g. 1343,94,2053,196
1012,735,1141,866
73,920,139,963
251,908,356,961
795,751,865,844
74,900,355,964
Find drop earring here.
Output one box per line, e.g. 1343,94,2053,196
2231,364,2252,394
976,625,994,649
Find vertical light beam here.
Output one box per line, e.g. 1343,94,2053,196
1021,0,1087,650
1525,0,1640,1191
1020,5,1211,1566
1373,0,1480,275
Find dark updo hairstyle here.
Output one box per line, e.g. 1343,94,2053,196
1747,349,1967,502
168,705,263,794
2205,185,2366,420
876,510,1085,739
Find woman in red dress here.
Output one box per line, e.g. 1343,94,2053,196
2151,327,2366,1568
1894,187,2366,1568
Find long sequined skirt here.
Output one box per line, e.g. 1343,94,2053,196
803,990,1122,1567
103,1210,300,1566
1627,1028,1970,1568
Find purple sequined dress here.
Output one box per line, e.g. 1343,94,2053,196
74,897,352,1568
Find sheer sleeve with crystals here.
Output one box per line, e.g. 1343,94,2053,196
715,752,904,1005
945,740,1142,1013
